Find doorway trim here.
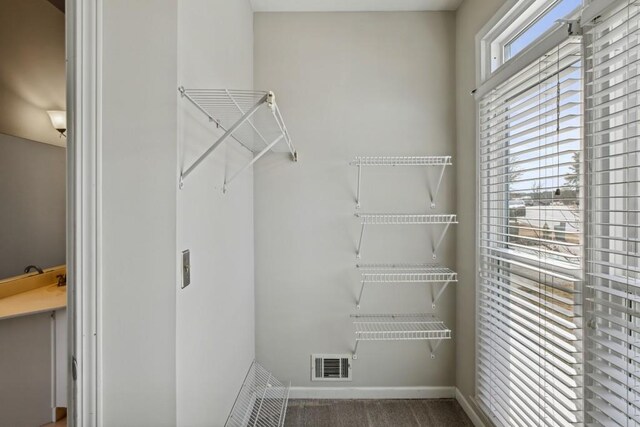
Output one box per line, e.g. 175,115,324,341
66,0,101,425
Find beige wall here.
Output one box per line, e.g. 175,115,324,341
176,0,256,425
0,0,66,147
0,133,66,279
101,0,178,424
254,11,457,390
454,0,506,406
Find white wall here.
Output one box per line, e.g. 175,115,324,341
454,0,506,408
0,133,66,279
254,12,457,389
0,0,66,147
101,1,177,425
176,1,255,425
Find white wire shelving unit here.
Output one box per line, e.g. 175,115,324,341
178,87,297,192
354,214,457,259
225,361,290,427
355,264,457,309
350,314,451,359
350,156,452,209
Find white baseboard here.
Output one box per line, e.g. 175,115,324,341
289,386,455,400
455,388,486,427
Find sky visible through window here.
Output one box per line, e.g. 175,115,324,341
506,0,582,60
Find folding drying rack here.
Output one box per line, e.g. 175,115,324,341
178,87,297,192
355,264,458,309
350,314,451,359
225,361,290,427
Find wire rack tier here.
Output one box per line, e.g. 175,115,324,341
354,214,457,259
178,87,297,192
356,214,457,225
350,156,452,166
354,264,457,309
350,314,451,359
225,361,290,427
351,156,452,208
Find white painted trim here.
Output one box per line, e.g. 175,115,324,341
289,386,455,400
67,0,102,425
455,389,486,427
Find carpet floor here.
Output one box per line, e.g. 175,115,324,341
284,399,473,427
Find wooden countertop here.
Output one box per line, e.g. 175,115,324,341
0,266,66,320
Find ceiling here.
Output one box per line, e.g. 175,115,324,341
250,0,464,12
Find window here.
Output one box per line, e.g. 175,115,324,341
478,0,582,82
477,38,583,426
584,1,640,424
505,0,582,60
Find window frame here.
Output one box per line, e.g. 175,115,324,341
476,0,582,85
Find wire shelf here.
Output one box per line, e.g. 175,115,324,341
225,361,290,427
350,156,452,166
354,265,457,309
355,214,457,225
351,156,452,209
357,264,457,282
354,215,457,259
350,314,451,359
178,88,297,191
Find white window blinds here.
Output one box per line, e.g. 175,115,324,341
478,38,583,427
584,1,640,425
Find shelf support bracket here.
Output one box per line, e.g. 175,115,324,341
429,164,447,209
356,164,362,209
352,340,360,360
356,278,366,309
428,339,443,359
432,222,452,259
179,93,268,186
356,222,366,259
223,134,285,193
430,280,452,309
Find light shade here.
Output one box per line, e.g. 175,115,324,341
47,110,66,134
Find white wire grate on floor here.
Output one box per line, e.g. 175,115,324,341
225,361,290,427
350,156,452,166
350,314,451,359
355,214,457,225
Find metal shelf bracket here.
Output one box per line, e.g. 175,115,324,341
428,339,443,359
432,221,454,259
430,279,452,309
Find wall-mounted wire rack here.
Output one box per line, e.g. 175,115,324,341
354,214,457,259
350,156,452,209
178,87,297,192
225,360,290,427
355,264,457,309
350,314,451,359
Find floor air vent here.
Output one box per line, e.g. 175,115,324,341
311,354,352,381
